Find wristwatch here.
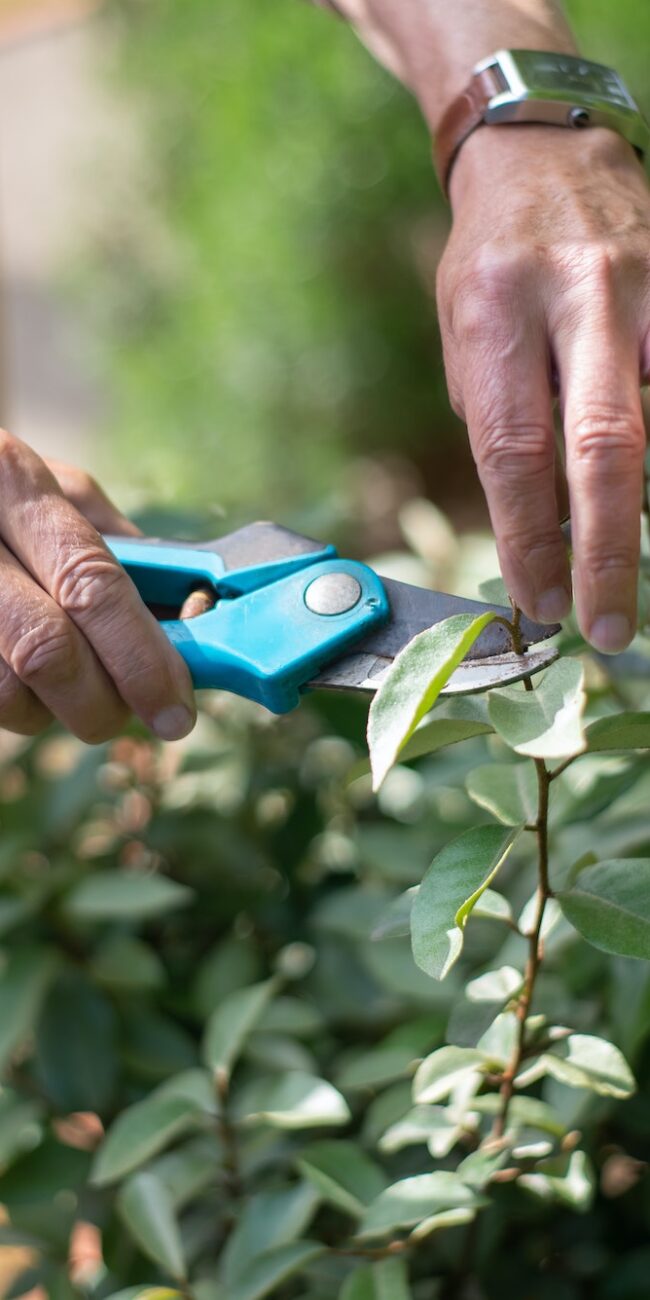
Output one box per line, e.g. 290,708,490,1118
435,49,649,196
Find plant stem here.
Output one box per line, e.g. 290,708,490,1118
216,1072,242,1237
491,754,551,1139
491,607,552,1140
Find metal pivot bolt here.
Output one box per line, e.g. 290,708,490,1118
304,572,362,616
568,106,591,128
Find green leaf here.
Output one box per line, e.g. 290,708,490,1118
558,859,650,959
413,1047,484,1104
203,979,277,1082
336,1046,419,1092
472,889,513,924
240,1071,350,1129
147,1136,216,1210
0,895,37,937
120,1007,197,1081
456,1141,511,1189
371,888,417,941
35,972,117,1113
258,997,324,1038
298,1141,387,1218
367,612,497,789
519,1150,595,1211
538,1033,635,1098
0,947,58,1073
466,763,538,826
340,1258,412,1299
477,1012,518,1068
488,659,586,759
390,697,493,766
228,1241,324,1300
471,1094,565,1137
0,1135,90,1211
63,870,193,921
0,1093,43,1171
192,1285,226,1300
379,1106,460,1159
117,1172,186,1280
92,1094,201,1186
465,966,522,1004
245,1032,315,1074
411,825,522,980
409,1206,477,1242
91,935,166,992
362,1082,414,1148
155,1067,216,1112
358,1172,481,1239
192,936,263,1019
586,712,650,753
221,1183,319,1286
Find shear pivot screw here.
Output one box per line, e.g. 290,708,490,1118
305,573,362,616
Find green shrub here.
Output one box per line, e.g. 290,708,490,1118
0,511,648,1298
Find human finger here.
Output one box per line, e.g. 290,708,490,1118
558,314,645,654
451,268,572,622
45,459,142,537
0,539,130,743
0,432,195,739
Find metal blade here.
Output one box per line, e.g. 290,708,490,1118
310,644,558,697
352,577,558,661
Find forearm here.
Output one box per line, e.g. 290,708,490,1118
331,1,577,132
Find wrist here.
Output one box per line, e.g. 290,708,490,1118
448,122,645,212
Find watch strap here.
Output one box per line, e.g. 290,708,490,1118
434,63,505,197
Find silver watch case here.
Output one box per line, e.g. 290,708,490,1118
474,49,649,156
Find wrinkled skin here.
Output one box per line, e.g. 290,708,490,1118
0,433,195,742
438,125,650,651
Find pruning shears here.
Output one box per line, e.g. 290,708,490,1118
106,523,559,715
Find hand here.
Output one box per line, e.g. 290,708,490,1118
437,125,650,652
0,433,196,741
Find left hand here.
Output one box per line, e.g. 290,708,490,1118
436,124,649,653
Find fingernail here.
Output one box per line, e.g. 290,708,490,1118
536,587,572,623
152,705,195,741
589,614,631,655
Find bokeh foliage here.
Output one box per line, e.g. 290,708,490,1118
2,1,649,1295
0,509,648,1299
84,0,650,518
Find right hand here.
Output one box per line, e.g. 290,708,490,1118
0,431,196,743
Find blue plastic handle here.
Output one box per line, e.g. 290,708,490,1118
107,536,390,713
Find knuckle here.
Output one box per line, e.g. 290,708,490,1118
451,246,533,336
581,542,639,574
54,547,126,619
506,529,563,568
10,618,76,685
571,410,645,466
565,242,632,287
476,420,554,477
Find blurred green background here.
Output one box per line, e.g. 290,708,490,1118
72,0,650,539
0,5,648,1297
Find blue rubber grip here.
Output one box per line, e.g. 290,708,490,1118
105,536,336,606
160,558,388,713
107,538,389,713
